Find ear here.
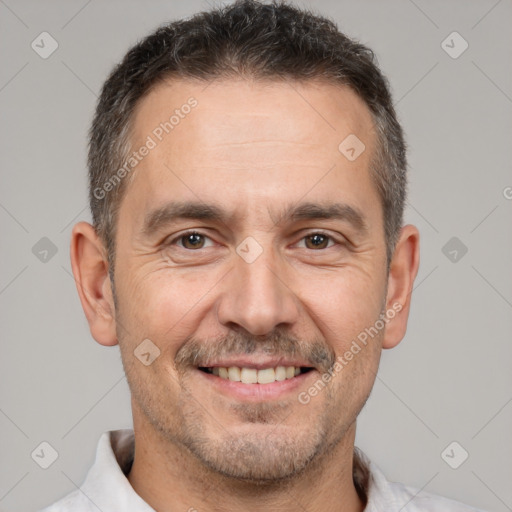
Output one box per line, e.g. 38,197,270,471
382,224,420,349
70,221,118,346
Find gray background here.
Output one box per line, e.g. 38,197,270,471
1,0,511,511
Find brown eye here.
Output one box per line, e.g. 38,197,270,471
178,232,210,250
304,233,332,250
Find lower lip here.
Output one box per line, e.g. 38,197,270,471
195,368,316,401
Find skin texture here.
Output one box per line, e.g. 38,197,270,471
71,78,420,512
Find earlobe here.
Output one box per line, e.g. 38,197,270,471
382,224,420,349
70,221,118,346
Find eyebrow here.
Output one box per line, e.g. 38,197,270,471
141,200,368,237
272,202,368,234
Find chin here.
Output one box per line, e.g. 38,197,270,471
179,416,331,483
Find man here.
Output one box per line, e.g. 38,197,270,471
39,1,485,510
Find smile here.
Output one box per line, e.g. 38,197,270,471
199,366,314,384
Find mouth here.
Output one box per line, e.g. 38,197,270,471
192,355,319,401
198,365,314,384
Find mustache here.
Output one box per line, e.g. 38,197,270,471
174,330,336,374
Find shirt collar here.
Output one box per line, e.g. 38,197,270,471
80,429,153,512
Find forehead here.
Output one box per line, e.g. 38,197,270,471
121,78,379,227
132,77,374,153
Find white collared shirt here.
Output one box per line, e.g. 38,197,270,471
38,429,486,512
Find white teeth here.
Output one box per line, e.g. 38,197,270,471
257,368,275,384
275,366,287,381
240,368,258,384
228,366,241,382
209,365,306,384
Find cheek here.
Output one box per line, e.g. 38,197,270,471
301,264,386,343
117,268,218,350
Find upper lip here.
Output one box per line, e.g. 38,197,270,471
198,356,314,370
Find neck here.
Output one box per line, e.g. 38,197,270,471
127,414,366,512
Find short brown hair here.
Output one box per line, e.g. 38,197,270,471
88,0,407,273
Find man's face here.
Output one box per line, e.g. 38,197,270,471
113,78,389,481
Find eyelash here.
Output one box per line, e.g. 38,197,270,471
166,229,343,251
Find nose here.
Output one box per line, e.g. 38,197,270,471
215,245,300,336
